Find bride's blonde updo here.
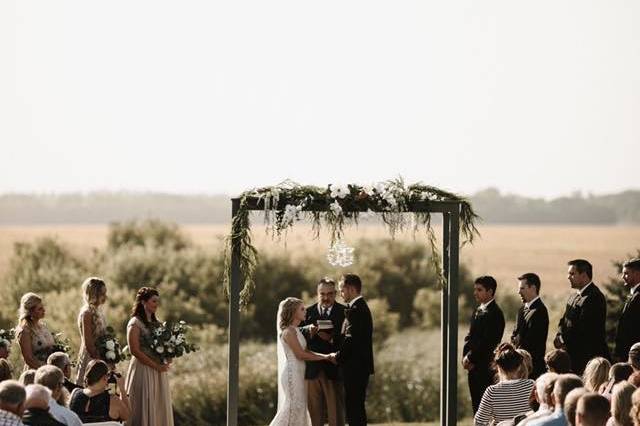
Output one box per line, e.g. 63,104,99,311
277,297,303,330
81,277,107,307
18,292,43,328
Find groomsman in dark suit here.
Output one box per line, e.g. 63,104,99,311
336,274,374,426
614,258,640,362
462,275,505,414
554,259,610,375
301,277,347,426
511,272,549,379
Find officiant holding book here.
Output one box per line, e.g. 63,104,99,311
301,277,346,426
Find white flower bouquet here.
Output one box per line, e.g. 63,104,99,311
142,320,198,364
96,326,127,364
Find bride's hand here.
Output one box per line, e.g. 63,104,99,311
326,353,338,365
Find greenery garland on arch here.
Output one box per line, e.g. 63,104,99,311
223,178,480,308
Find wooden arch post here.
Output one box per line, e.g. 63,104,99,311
226,199,462,426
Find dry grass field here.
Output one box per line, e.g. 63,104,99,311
1,223,639,299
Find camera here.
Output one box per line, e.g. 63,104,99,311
107,371,122,384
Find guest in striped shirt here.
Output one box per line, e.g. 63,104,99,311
474,343,535,426
0,380,26,426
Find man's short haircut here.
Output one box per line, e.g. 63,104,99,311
24,383,51,408
46,352,70,371
568,259,593,280
34,365,63,392
554,374,584,407
577,393,610,426
0,359,12,382
629,342,640,370
518,273,541,293
564,387,587,426
545,349,572,374
341,274,362,293
475,276,498,295
317,277,336,288
0,380,26,406
623,258,640,272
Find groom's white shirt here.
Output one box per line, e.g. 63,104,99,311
347,295,363,308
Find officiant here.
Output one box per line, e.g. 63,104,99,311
301,277,346,426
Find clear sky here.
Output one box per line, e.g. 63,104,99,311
1,1,638,198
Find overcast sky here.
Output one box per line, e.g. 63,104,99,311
1,1,638,198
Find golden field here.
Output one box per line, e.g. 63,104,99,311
1,223,639,299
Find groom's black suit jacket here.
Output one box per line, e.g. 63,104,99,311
336,297,374,375
300,302,346,380
510,298,549,379
614,286,640,361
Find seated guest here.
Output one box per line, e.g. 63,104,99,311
46,352,80,394
0,359,12,382
22,384,64,426
516,372,559,426
584,358,612,392
607,382,636,426
631,388,640,426
0,380,26,426
529,374,584,426
600,363,634,396
565,388,588,426
18,370,35,387
576,393,610,426
517,349,534,379
475,343,535,426
545,349,572,374
0,339,10,360
629,372,640,388
69,360,129,423
630,344,640,372
34,366,82,426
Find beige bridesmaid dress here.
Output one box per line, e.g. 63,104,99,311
125,317,173,426
75,305,107,384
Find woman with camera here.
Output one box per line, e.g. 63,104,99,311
69,359,130,423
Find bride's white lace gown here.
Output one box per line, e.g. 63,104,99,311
269,327,312,426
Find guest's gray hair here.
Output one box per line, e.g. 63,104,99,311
24,384,51,410
47,352,71,371
536,372,558,405
0,380,26,406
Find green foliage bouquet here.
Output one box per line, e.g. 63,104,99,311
143,320,198,364
35,331,73,362
96,326,127,364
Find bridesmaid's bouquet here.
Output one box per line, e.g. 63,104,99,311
34,331,73,362
0,328,14,347
96,326,127,364
143,320,198,364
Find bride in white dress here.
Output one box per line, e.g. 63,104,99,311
270,297,335,426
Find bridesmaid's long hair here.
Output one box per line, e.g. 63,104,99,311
81,277,106,308
131,287,159,326
17,292,43,330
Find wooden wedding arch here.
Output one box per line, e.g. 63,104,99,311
224,181,478,426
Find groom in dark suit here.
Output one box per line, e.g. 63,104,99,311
301,277,346,426
462,275,505,414
336,274,374,426
554,259,610,375
614,258,640,362
511,272,549,379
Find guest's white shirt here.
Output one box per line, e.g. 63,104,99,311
49,397,82,426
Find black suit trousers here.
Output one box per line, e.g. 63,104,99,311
468,364,495,414
344,369,369,426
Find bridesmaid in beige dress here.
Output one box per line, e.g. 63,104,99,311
16,292,55,370
76,277,108,385
125,287,173,426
